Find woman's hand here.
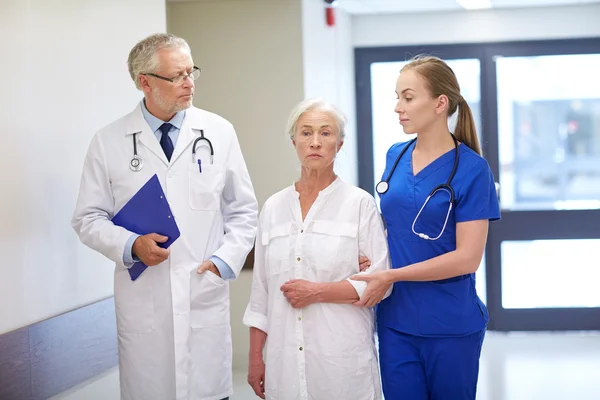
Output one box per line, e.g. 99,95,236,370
351,270,393,308
247,355,266,399
280,279,319,308
359,255,371,272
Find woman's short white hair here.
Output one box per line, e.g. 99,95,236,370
127,33,191,90
286,98,347,141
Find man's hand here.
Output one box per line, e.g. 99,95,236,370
132,233,169,266
280,279,319,308
247,355,266,399
359,255,371,272
197,260,222,277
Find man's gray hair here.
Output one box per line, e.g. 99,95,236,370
127,33,191,90
286,98,347,141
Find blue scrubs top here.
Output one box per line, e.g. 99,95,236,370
377,140,501,337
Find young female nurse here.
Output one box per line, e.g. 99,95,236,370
352,55,501,400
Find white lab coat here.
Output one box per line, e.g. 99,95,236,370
72,103,258,400
243,178,390,400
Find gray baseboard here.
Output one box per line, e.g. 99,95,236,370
0,298,118,400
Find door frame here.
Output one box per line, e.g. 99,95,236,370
355,37,600,331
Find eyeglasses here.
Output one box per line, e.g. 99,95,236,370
142,66,201,85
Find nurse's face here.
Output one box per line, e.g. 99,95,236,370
293,110,343,172
142,47,195,116
394,69,440,135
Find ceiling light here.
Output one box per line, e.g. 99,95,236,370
456,0,492,10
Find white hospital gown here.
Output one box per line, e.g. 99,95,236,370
243,178,390,400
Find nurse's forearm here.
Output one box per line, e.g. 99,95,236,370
314,281,359,304
388,250,480,282
249,327,267,360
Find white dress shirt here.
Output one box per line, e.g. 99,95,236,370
244,178,390,400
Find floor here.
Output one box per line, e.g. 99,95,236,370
50,331,600,400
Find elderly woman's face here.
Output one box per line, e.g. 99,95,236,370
293,110,342,171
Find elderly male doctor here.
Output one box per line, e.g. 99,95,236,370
72,33,258,400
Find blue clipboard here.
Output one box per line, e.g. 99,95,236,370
112,174,180,280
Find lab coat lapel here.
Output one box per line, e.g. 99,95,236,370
125,105,169,166
170,108,204,165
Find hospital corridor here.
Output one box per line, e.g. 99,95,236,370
2,0,600,399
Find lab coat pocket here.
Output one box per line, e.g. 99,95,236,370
311,220,358,273
190,270,230,328
262,223,292,278
113,268,154,334
188,163,225,210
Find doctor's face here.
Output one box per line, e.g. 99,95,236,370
394,69,440,135
293,110,343,172
144,47,195,116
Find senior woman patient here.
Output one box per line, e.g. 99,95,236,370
243,98,390,400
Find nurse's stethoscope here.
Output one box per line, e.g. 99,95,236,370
129,129,214,172
376,134,459,241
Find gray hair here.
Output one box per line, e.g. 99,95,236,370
286,98,346,141
127,33,191,90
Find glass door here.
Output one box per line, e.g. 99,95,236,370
485,47,600,330
355,38,600,330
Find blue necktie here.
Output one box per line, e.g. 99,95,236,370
159,123,174,161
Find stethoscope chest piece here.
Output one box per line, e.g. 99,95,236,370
376,181,389,195
130,156,143,172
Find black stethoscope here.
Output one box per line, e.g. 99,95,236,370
376,134,459,241
129,129,214,172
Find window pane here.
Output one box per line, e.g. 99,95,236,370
501,239,600,309
497,54,600,211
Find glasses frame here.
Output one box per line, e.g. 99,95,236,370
142,66,201,84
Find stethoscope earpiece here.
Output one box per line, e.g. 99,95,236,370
192,129,214,163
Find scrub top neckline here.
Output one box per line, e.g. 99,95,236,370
409,142,462,178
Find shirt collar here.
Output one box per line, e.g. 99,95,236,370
140,99,186,132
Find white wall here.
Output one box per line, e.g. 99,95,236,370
353,4,600,47
302,0,357,185
167,0,305,208
0,0,166,334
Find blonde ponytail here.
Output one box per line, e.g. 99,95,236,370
455,97,481,155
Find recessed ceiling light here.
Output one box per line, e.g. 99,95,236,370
456,0,492,10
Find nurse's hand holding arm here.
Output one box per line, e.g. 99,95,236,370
352,218,488,307
281,255,371,307
283,196,389,309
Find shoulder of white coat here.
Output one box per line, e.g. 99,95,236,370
188,106,235,132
